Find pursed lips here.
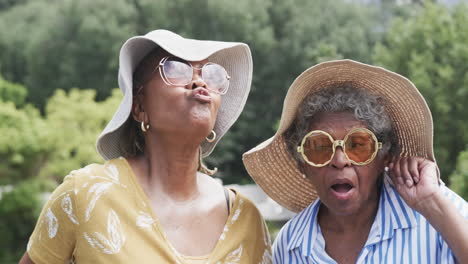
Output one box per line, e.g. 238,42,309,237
192,87,212,104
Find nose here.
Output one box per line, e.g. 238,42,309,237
188,64,207,90
330,147,351,169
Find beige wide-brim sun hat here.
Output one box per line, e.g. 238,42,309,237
243,59,435,213
96,29,253,160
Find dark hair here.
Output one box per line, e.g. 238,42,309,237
118,47,217,175
119,47,163,158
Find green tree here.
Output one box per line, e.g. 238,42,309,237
373,2,468,182
38,88,121,181
0,74,27,106
0,102,51,184
211,0,382,183
0,0,135,109
0,0,386,184
449,149,468,200
0,179,50,263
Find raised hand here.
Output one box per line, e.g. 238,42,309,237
388,156,440,212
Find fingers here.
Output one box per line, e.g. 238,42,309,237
408,157,420,183
389,157,404,185
389,157,421,187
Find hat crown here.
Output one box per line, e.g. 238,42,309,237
97,30,253,160
243,59,434,213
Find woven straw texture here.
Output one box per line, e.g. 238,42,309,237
243,59,434,213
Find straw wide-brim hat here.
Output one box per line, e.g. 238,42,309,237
243,59,435,213
96,29,253,160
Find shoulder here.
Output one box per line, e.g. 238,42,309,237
65,157,130,186
230,189,262,217
274,199,320,252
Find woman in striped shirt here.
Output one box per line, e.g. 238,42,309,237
243,60,467,263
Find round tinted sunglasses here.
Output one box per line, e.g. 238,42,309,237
297,127,383,167
155,56,230,94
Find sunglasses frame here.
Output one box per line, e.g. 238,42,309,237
156,56,230,95
297,127,383,167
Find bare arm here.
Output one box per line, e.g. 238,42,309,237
18,252,34,264
418,190,468,263
390,157,468,263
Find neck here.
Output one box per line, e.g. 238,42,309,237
136,131,205,201
318,189,380,234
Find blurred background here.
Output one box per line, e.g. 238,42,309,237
1,0,468,262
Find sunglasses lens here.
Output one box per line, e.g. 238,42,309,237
303,132,334,165
162,58,192,85
345,131,376,163
202,63,229,93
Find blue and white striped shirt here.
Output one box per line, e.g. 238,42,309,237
273,176,468,263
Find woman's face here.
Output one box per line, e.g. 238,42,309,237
138,52,222,138
301,112,388,216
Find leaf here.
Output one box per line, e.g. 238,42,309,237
85,182,113,222
104,163,120,182
61,193,79,224
83,210,126,254
45,208,58,238
136,211,155,230
223,244,243,264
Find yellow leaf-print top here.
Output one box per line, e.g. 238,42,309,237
27,158,272,264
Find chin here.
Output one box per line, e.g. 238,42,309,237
322,198,363,216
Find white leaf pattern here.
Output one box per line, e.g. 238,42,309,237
231,199,243,224
219,225,229,240
45,208,58,238
83,210,126,254
61,194,79,225
259,248,272,264
136,211,155,230
215,244,243,264
104,164,120,182
85,182,113,222
220,199,244,241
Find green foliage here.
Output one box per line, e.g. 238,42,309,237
0,102,51,184
0,0,28,11
0,0,466,258
208,0,382,183
0,0,383,184
449,149,468,200
0,74,27,106
0,179,50,263
39,88,121,181
373,2,468,182
0,88,120,184
0,0,135,109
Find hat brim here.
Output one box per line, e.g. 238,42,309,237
243,59,434,213
96,30,252,160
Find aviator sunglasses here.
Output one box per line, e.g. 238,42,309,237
297,127,383,167
154,56,231,94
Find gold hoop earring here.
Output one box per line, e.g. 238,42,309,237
141,121,150,132
206,130,216,143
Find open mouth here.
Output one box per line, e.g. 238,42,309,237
331,183,353,193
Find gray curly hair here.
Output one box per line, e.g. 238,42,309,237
284,85,399,164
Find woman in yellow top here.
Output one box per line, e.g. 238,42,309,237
20,30,271,264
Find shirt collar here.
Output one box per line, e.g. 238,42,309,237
286,174,418,256
286,198,321,252
357,175,418,246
